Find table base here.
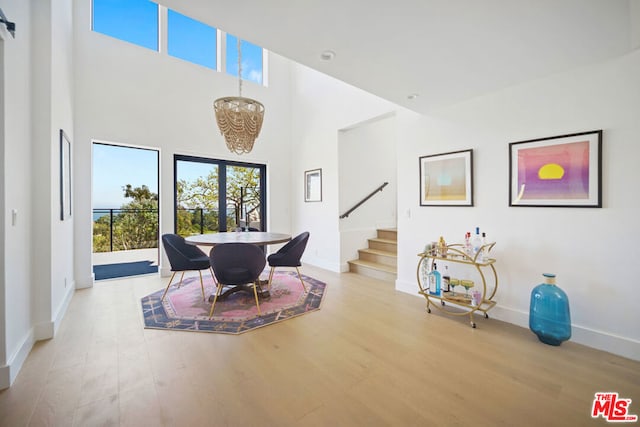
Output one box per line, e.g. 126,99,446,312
207,280,271,303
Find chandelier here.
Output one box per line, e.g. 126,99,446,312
214,38,264,155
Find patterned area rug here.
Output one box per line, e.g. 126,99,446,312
141,271,326,334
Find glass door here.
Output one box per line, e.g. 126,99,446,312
174,155,266,235
92,143,159,280
226,165,263,231
175,159,219,235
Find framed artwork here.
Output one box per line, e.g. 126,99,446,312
509,130,602,207
419,149,473,206
304,168,322,202
60,129,72,220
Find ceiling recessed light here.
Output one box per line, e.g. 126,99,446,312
320,50,336,61
407,93,419,100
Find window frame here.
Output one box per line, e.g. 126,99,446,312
173,154,267,234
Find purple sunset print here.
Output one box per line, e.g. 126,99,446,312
517,140,590,199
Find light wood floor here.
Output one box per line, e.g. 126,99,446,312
1,265,638,426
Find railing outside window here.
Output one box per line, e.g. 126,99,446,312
93,207,260,252
175,208,253,236
93,208,159,252
176,208,220,237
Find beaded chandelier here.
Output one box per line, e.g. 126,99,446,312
214,39,264,155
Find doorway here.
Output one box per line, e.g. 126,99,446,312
92,142,160,280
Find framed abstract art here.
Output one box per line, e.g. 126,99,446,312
419,149,473,206
509,130,602,207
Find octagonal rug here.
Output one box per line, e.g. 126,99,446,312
141,270,326,334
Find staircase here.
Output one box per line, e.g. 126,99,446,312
347,228,397,282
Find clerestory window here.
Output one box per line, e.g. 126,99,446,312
91,1,266,85
226,34,264,86
92,0,159,51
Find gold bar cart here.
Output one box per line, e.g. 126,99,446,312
416,243,498,328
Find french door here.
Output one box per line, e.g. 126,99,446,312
174,155,266,235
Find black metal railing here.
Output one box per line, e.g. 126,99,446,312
339,182,389,219
93,208,159,252
176,208,220,236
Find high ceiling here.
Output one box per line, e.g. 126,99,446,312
159,0,636,114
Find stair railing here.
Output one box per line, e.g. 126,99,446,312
339,182,389,219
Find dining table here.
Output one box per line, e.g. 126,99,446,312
184,231,291,247
185,231,292,301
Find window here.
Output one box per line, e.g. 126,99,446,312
226,34,264,85
91,2,267,86
167,9,217,70
174,155,266,236
92,0,159,51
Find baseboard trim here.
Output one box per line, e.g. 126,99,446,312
33,321,54,341
53,280,75,335
395,279,640,362
3,280,76,389
0,365,9,390
304,257,341,273
0,328,35,390
76,273,94,289
490,305,640,362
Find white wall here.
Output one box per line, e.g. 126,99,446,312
73,0,294,284
49,0,75,332
395,49,640,360
31,0,75,341
288,36,640,362
290,63,398,272
0,26,5,389
338,114,397,269
1,0,34,388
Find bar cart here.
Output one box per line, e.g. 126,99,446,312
416,243,498,328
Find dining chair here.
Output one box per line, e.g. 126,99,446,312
266,231,310,292
208,242,266,318
161,234,214,301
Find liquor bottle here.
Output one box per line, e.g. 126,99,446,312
421,258,430,290
480,232,487,262
428,263,442,296
464,232,471,255
438,236,447,257
471,227,482,260
442,265,451,293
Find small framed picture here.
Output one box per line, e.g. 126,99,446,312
509,130,602,207
60,129,72,220
304,168,322,202
419,149,473,206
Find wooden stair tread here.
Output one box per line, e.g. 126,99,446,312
359,248,397,257
349,227,398,281
348,259,397,273
368,237,396,244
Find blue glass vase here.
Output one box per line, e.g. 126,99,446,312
529,273,571,346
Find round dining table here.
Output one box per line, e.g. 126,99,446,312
184,231,291,301
184,231,291,247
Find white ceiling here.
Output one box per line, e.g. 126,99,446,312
159,0,636,114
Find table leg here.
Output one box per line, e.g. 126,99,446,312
207,282,270,303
